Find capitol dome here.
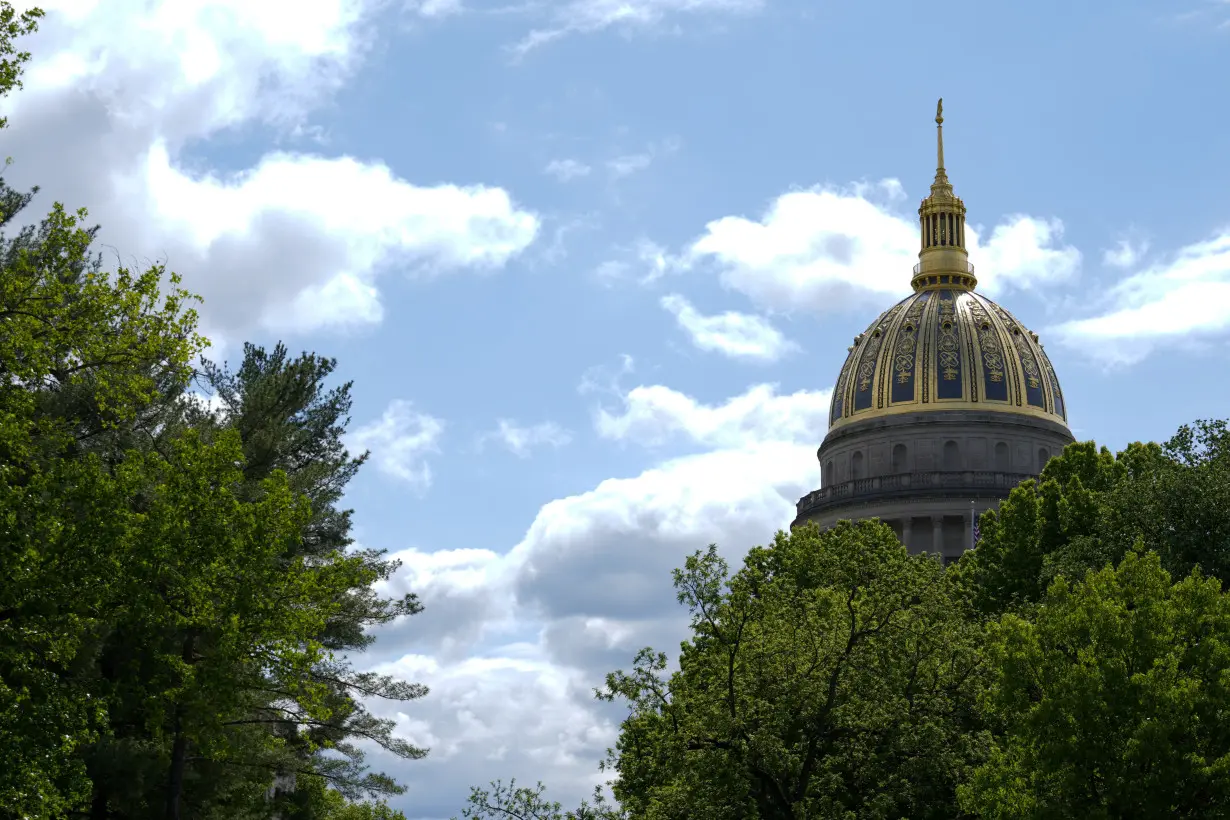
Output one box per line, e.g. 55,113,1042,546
828,287,1068,432
793,100,1075,563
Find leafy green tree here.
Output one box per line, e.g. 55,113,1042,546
960,549,1230,818
83,345,429,817
956,421,1230,619
0,192,206,817
592,521,984,819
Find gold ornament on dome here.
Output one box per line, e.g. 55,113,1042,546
967,298,1005,383
936,296,960,381
893,295,926,385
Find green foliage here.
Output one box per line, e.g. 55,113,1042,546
0,187,207,813
956,421,1230,619
960,549,1230,817
456,779,623,820
596,522,986,819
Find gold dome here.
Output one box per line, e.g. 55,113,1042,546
827,100,1069,432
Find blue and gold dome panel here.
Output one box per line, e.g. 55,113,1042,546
828,289,1068,430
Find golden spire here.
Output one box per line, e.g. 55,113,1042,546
912,97,975,292
930,97,952,196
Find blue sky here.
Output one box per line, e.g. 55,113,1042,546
9,0,1230,817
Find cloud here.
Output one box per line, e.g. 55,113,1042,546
369,381,828,816
544,158,592,182
373,546,514,659
404,0,465,18
4,0,539,342
660,293,798,362
364,651,615,820
593,381,831,449
672,181,1081,313
510,0,764,56
481,420,574,457
1052,230,1230,365
593,238,675,285
1102,238,1148,269
605,137,679,179
348,400,444,490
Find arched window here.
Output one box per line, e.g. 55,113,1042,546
851,451,865,480
825,459,834,485
892,443,909,473
1038,447,1049,472
994,442,1011,471
942,440,960,470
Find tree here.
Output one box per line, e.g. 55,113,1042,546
594,521,986,819
82,344,429,817
955,421,1230,619
0,193,206,816
456,779,624,820
960,549,1230,817
190,344,428,808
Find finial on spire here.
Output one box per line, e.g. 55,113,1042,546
935,97,945,172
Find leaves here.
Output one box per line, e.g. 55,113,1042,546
598,522,987,820
961,550,1230,818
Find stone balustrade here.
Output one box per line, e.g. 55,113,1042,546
796,469,1036,519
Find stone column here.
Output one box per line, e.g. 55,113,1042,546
931,516,944,556
902,518,913,552
964,506,974,554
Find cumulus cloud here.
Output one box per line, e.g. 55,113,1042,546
369,381,828,816
364,651,615,820
480,419,574,457
671,181,1081,312
510,0,765,56
1052,230,1230,365
594,381,831,449
661,293,797,362
347,400,443,490
4,0,539,342
373,546,514,660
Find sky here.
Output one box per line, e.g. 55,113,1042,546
7,0,1230,817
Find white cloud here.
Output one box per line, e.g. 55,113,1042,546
348,400,444,490
594,382,831,449
1052,230,1230,365
374,546,515,659
593,238,676,285
482,419,574,457
544,158,592,182
405,0,464,18
605,137,679,179
660,293,798,362
369,381,828,816
673,181,1081,313
4,0,539,341
510,0,764,56
975,215,1081,292
1102,238,1148,269
606,152,653,177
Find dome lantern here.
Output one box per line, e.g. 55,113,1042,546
912,98,977,293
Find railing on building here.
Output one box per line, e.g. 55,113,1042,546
796,470,1036,518
912,261,976,275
